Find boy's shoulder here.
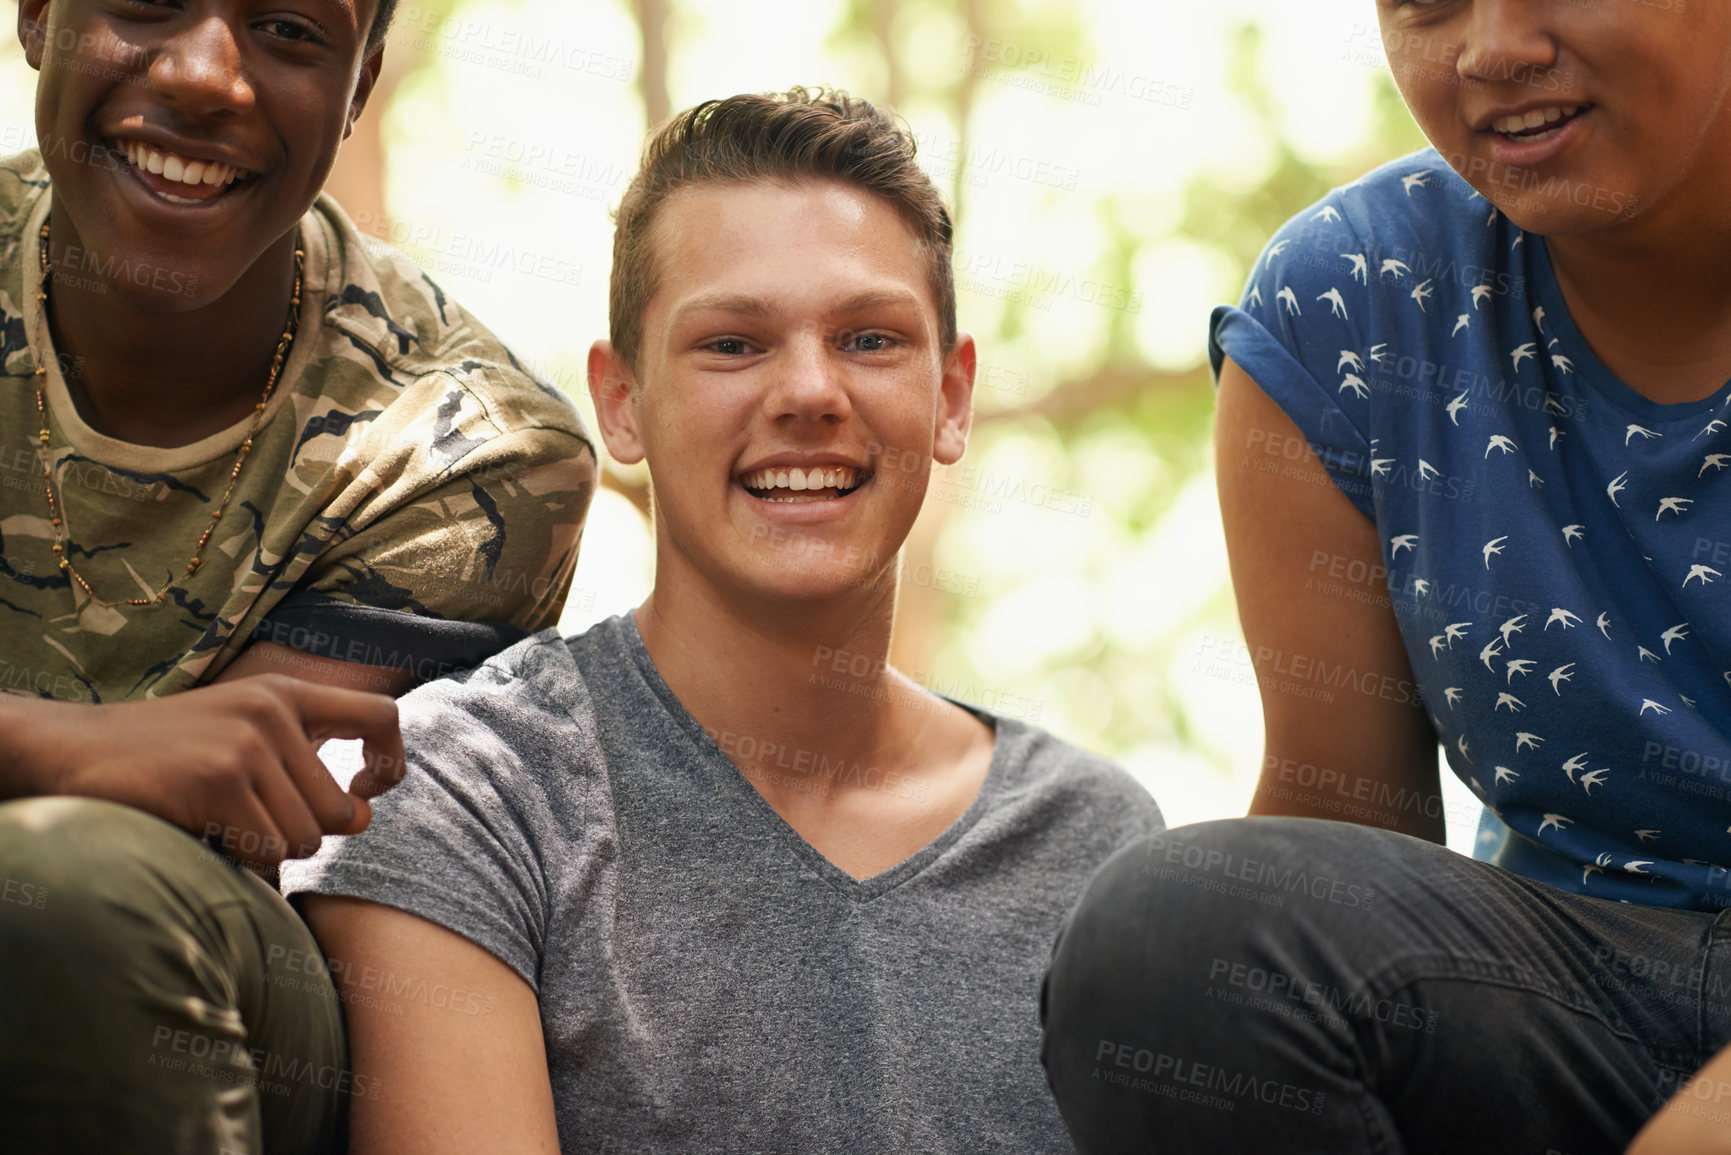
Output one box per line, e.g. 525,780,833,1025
982,712,1165,835
303,194,588,449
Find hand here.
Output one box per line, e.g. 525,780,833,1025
0,675,404,866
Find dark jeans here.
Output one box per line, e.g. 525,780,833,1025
0,797,349,1154
1041,818,1731,1155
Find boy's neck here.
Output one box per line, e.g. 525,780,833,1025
632,566,995,877
43,211,305,449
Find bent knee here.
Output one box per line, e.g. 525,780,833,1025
0,797,244,956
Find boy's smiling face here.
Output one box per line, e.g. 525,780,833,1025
590,178,975,609
1376,0,1731,235
20,0,381,309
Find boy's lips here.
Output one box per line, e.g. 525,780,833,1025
740,463,869,503
110,136,255,206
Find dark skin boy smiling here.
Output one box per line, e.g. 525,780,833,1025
0,1,597,1150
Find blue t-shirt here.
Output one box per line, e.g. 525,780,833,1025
1211,148,1731,911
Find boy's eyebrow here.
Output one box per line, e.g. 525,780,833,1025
671,288,925,322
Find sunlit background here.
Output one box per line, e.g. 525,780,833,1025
0,0,1486,851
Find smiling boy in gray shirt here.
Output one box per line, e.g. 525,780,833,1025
284,88,1162,1154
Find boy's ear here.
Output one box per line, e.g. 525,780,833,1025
932,332,977,467
19,0,50,71
344,44,386,140
588,340,647,466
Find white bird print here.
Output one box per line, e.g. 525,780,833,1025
1657,496,1693,520
1494,766,1519,784
1371,456,1394,477
1445,687,1464,708
1263,239,1291,269
1391,534,1419,557
1457,735,1472,763
1446,392,1470,425
1562,525,1584,547
1548,663,1576,694
1545,609,1580,630
1506,659,1536,682
1512,232,1525,251
1514,732,1543,751
1549,426,1565,451
1339,374,1370,399
1537,813,1572,837
1583,858,1606,885
1682,694,1697,708
1410,280,1434,312
1417,460,1439,481
1368,343,1390,363
1695,419,1728,440
1413,579,1431,596
1486,435,1516,457
1445,622,1472,645
1341,253,1368,284
1638,646,1661,664
1248,284,1263,309
1624,860,1654,875
1625,424,1660,445
1480,638,1504,670
1511,342,1538,371
1380,259,1409,280
1338,350,1365,373
1597,612,1612,639
1685,564,1720,588
1562,753,1590,783
1471,284,1495,309
1580,767,1611,795
1551,353,1574,373
1452,313,1471,337
1402,171,1433,195
1528,469,1544,488
1277,286,1301,315
1544,394,1567,416
1607,472,1629,507
1640,699,1672,716
1499,614,1527,645
1318,288,1349,319
1429,635,1449,660
1661,623,1690,653
1483,536,1509,568
1496,692,1525,712
1634,830,1660,844
1313,206,1342,223
1700,454,1731,477
1532,305,1547,329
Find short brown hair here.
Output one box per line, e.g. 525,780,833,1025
608,87,956,371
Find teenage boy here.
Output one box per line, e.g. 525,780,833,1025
0,1,594,1151
283,87,1163,1153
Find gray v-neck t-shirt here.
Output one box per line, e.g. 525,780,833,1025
282,615,1164,1153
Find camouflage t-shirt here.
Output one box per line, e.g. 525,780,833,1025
0,152,595,703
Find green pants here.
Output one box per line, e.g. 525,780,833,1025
0,797,348,1154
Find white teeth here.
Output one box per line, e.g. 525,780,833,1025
1492,106,1580,136
742,465,862,495
115,138,243,189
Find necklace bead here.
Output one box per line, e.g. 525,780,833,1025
31,220,305,609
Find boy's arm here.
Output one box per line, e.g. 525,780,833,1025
1215,356,1445,841
1627,1043,1731,1155
302,895,561,1155
0,666,405,865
